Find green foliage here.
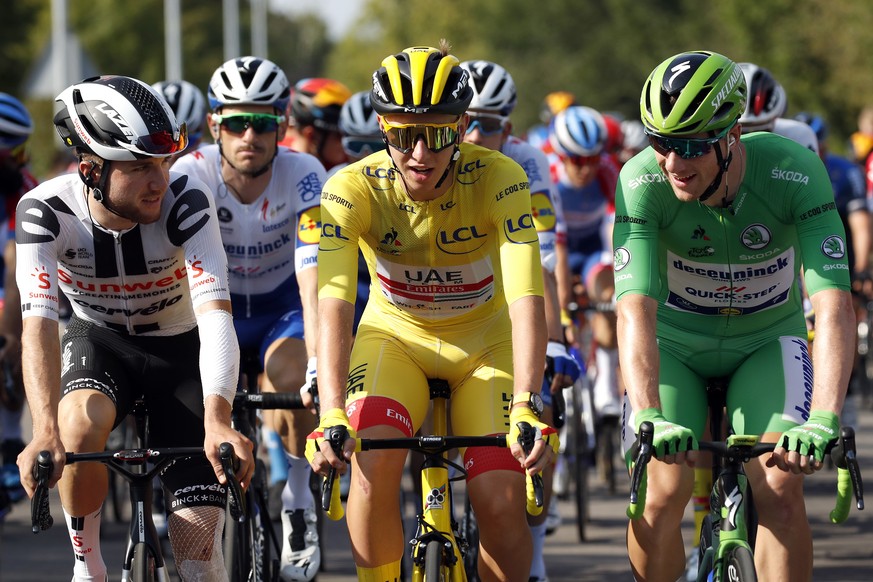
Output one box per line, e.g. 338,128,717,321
5,0,873,174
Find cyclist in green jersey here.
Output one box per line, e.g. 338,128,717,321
613,50,854,582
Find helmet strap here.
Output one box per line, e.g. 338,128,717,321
697,145,732,203
434,146,461,190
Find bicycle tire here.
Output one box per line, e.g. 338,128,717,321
224,504,252,582
723,545,757,582
131,543,157,582
569,384,590,541
597,416,619,495
424,539,449,582
461,496,480,581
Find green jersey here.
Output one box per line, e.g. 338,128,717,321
613,132,850,339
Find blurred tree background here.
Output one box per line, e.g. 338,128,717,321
4,0,873,178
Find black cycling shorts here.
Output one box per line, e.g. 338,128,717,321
60,316,226,510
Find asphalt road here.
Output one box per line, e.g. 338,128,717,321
2,406,872,581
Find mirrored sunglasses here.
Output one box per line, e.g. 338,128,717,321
381,119,460,154
213,113,285,135
467,113,508,136
645,125,731,159
135,122,189,156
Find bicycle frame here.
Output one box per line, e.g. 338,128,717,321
32,446,204,582
320,380,543,582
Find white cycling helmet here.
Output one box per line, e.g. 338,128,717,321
620,119,648,153
208,56,290,113
339,91,380,139
773,118,819,155
53,75,187,161
738,62,787,133
459,60,518,116
152,80,207,136
549,105,607,157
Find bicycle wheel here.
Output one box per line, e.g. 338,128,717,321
131,543,157,582
568,381,591,541
424,539,450,582
224,501,253,582
723,545,757,582
461,496,480,581
596,415,620,495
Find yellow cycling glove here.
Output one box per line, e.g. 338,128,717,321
305,407,356,465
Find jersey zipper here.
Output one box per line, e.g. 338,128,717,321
113,231,134,334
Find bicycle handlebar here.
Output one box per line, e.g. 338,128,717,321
219,442,246,523
317,423,546,520
626,423,865,522
31,451,53,533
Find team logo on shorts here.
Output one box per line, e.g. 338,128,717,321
613,247,631,271
821,235,846,260
297,206,321,245
740,224,771,250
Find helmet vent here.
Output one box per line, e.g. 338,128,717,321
111,77,167,134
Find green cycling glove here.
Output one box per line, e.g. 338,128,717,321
634,407,697,459
777,410,840,462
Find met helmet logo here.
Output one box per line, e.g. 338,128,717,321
95,103,136,142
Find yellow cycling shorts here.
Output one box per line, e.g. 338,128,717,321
344,313,523,480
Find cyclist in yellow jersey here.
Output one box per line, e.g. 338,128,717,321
306,42,558,582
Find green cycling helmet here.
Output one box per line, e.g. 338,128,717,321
641,50,746,136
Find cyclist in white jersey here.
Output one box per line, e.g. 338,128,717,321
460,59,580,582
15,75,251,582
172,56,324,582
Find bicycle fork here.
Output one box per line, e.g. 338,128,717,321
700,470,753,581
122,476,169,582
412,397,465,582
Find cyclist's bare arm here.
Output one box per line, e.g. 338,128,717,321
0,240,22,358
771,288,855,474
508,294,552,471
196,299,255,489
17,315,64,496
312,297,356,470
617,293,694,466
297,264,318,410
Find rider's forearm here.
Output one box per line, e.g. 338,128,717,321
809,288,855,415
298,267,319,359
542,268,564,341
508,294,548,395
20,316,62,436
848,210,872,273
616,294,661,413
317,298,355,411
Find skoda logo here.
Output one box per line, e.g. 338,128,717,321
740,223,771,250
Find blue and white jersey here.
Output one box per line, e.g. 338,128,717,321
173,145,324,319
501,135,562,273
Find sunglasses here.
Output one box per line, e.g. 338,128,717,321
467,113,508,136
342,137,383,159
561,153,600,166
213,113,285,135
645,125,732,159
381,119,460,154
136,122,189,156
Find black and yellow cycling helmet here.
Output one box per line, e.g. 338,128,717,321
370,46,473,116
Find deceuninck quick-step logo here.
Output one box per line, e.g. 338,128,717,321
821,235,846,260
741,224,771,250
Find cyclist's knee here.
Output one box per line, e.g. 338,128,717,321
264,350,305,393
58,390,114,447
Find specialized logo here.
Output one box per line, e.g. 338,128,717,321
821,235,846,260
297,206,321,245
741,224,771,250
692,225,710,240
667,60,692,90
710,65,744,112
530,192,557,231
724,484,743,528
425,484,447,510
613,247,631,272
